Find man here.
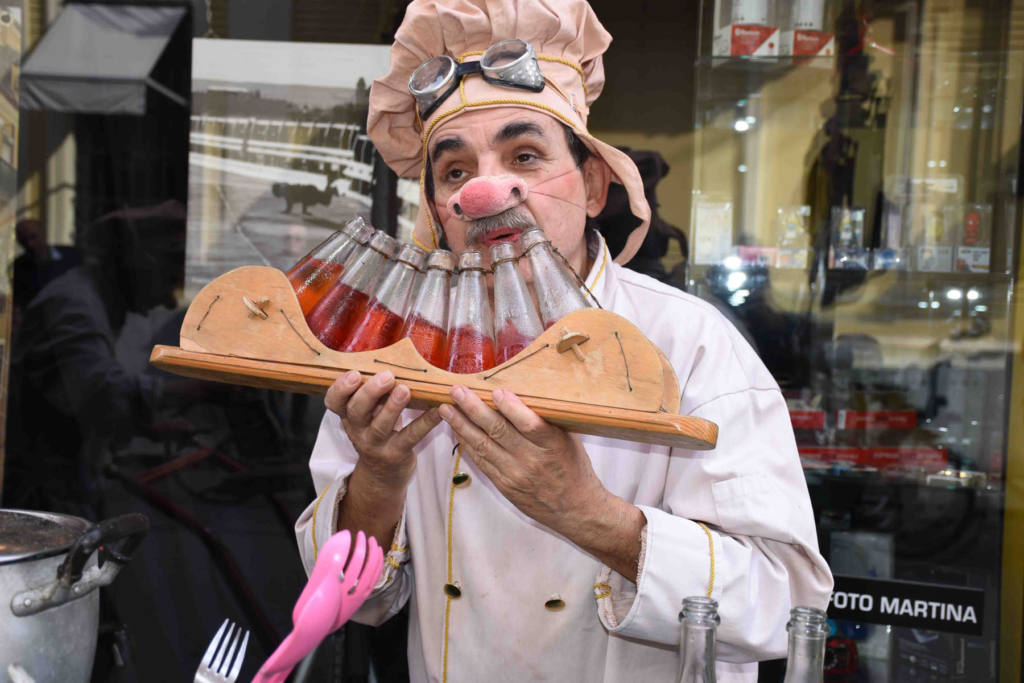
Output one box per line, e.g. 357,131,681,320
295,1,833,680
12,218,81,317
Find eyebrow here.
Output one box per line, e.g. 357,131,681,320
494,121,546,145
429,120,547,164
430,136,465,163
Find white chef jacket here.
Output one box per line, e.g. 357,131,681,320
295,232,834,682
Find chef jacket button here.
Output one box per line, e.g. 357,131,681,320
444,582,462,598
452,472,471,487
544,594,565,611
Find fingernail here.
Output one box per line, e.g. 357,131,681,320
451,385,466,401
378,370,395,385
393,384,409,402
438,404,454,421
493,388,506,402
346,371,360,386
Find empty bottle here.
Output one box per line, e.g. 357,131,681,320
446,250,495,374
306,230,395,351
677,596,719,683
285,217,373,315
518,227,591,328
343,243,427,352
783,606,827,683
401,249,455,368
490,241,544,364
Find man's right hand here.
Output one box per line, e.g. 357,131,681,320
325,369,441,486
327,369,441,548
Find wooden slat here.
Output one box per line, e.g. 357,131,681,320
150,345,718,450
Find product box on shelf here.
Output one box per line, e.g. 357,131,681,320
712,0,779,56
777,0,834,57
774,205,811,268
780,29,835,57
916,245,955,273
738,245,778,267
948,203,992,273
829,206,869,269
692,196,734,265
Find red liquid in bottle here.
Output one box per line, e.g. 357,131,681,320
446,325,495,374
343,301,405,353
305,282,369,350
287,257,345,315
403,314,448,367
495,324,535,365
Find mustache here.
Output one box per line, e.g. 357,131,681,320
465,209,537,246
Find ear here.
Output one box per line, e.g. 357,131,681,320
581,156,612,218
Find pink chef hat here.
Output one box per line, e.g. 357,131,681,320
367,0,651,264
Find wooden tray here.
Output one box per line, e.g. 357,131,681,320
150,266,718,450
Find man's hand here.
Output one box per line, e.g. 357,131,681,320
326,369,441,546
326,369,440,483
438,385,644,582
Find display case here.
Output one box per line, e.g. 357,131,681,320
687,0,1023,679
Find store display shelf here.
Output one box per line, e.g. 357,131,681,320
696,54,835,71
694,54,836,103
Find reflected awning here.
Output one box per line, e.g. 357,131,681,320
20,4,187,114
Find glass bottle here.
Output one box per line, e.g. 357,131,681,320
305,230,394,351
401,249,455,368
372,230,401,281
343,243,427,352
446,250,495,374
285,217,373,315
677,596,719,683
783,606,828,683
490,240,544,364
518,227,591,329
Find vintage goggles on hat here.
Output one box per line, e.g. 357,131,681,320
409,39,545,120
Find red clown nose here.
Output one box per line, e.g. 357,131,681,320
447,175,528,220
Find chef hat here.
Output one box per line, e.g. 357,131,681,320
367,0,651,264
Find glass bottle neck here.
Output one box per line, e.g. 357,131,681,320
783,610,827,683
493,260,544,336
340,246,387,292
407,269,450,328
373,262,418,313
678,619,717,683
524,244,589,327
451,270,492,333
782,631,825,683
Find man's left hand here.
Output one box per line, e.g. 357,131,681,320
438,385,644,581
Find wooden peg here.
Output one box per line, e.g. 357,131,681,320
242,296,270,319
557,329,589,361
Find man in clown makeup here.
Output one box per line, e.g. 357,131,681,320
296,1,832,680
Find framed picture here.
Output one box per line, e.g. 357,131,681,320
185,38,417,300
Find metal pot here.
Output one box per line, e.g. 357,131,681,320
0,509,148,683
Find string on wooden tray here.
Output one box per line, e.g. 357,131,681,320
280,308,322,356
196,295,221,331
374,358,429,373
481,343,551,380
614,333,630,393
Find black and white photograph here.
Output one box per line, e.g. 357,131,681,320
186,38,416,299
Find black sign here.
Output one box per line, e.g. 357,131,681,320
828,574,985,636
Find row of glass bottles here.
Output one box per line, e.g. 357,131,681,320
678,597,827,682
284,217,591,374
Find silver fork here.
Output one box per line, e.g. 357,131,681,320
193,619,250,683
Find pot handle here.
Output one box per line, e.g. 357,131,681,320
11,513,150,618
58,513,150,586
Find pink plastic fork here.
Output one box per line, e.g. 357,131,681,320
253,530,384,682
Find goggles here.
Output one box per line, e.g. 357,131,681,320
408,39,545,121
